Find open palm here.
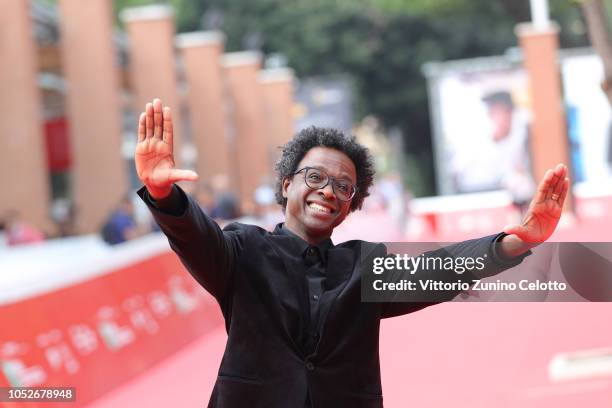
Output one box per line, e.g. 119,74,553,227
504,164,569,244
135,99,198,199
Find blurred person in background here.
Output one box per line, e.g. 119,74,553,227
100,194,147,245
210,192,240,220
210,192,241,221
253,181,284,229
134,98,568,407
195,183,216,214
50,199,77,238
3,210,45,246
377,171,410,231
209,175,241,220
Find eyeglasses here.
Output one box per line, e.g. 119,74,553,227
293,167,357,202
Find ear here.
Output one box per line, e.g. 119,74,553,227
282,177,291,199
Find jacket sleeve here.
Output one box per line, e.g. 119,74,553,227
379,233,530,318
137,186,242,305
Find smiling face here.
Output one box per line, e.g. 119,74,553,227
282,147,357,245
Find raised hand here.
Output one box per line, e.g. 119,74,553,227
503,163,569,245
135,98,198,199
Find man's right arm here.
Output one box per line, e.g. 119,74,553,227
134,98,239,303
138,184,241,304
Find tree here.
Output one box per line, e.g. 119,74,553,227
111,0,591,195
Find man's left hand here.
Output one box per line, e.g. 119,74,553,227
500,164,569,257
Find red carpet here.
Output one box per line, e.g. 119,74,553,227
86,212,612,407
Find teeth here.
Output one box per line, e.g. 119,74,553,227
308,202,331,213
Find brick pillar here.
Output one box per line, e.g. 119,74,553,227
259,68,295,166
58,0,126,233
176,31,231,184
517,23,573,209
222,52,270,208
0,1,50,230
121,5,183,165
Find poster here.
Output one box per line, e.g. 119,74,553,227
429,62,535,200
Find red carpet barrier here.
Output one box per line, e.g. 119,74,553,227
0,251,223,407
408,189,612,241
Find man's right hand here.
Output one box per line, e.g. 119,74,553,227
135,98,198,200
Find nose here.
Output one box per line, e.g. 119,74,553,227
318,183,336,200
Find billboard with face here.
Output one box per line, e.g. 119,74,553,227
426,49,612,198
426,59,535,202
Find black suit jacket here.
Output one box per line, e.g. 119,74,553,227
139,187,526,407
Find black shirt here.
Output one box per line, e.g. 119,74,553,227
276,226,334,408
277,225,332,354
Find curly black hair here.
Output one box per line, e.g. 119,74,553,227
274,126,375,212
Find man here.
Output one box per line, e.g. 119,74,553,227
100,195,142,245
3,210,45,246
135,98,568,407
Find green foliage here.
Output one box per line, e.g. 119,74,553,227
112,0,591,195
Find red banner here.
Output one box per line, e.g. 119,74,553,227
0,252,223,407
44,118,71,172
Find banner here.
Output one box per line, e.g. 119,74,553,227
432,64,535,200
0,251,222,407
